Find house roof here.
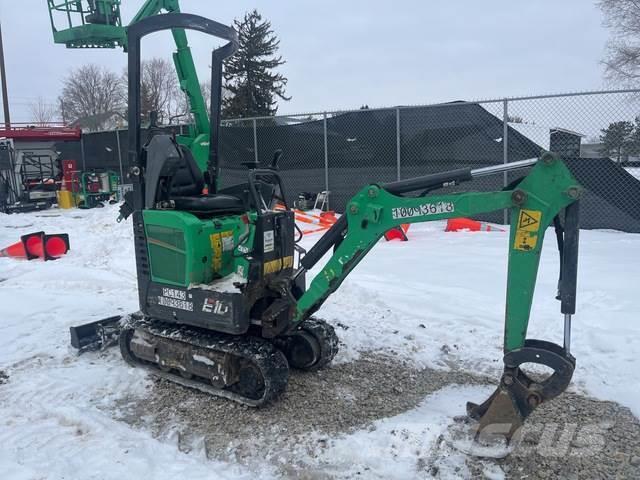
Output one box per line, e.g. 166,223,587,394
551,127,585,137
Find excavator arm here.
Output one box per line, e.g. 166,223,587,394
290,152,582,439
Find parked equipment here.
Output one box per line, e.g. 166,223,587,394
294,192,316,211
69,12,583,441
74,170,119,208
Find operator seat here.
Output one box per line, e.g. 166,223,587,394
144,135,244,216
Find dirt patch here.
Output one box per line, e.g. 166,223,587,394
113,354,486,473
459,391,640,479
0,370,8,384
111,354,640,479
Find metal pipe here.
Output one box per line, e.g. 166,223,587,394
396,107,401,181
563,313,572,354
323,112,329,208
503,99,508,225
252,118,258,164
470,157,537,178
0,21,11,129
115,129,123,181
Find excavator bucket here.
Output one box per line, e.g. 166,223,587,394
467,340,576,442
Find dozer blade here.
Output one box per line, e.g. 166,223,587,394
70,315,123,353
467,339,575,442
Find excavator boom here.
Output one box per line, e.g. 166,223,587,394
290,152,581,439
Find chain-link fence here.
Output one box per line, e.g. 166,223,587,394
58,89,640,232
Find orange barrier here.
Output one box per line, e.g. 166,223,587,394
275,203,337,235
0,232,70,261
384,224,410,241
445,217,504,232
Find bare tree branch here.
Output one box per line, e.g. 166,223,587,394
57,64,124,131
598,0,640,86
29,97,57,125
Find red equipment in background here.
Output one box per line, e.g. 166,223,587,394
61,159,80,192
0,123,81,141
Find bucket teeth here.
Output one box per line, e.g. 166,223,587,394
468,339,576,442
467,384,525,441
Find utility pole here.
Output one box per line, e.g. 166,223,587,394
0,20,11,129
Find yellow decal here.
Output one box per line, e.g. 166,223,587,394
517,209,541,232
210,233,223,271
514,209,542,251
263,256,294,275
210,231,233,272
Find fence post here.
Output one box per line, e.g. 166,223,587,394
80,136,86,172
396,107,401,181
115,129,123,181
503,99,509,225
323,112,329,209
252,118,258,164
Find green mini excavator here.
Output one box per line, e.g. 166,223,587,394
63,7,583,440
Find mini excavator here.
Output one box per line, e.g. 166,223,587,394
66,11,583,439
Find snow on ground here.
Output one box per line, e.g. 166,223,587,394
1,205,640,478
313,384,496,479
625,167,640,180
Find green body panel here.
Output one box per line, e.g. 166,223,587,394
294,156,581,354
51,23,125,48
142,210,251,287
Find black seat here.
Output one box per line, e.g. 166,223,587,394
172,194,244,214
144,135,244,215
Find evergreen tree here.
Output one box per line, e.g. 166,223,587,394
222,10,290,118
600,120,634,163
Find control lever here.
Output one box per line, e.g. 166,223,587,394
270,149,283,170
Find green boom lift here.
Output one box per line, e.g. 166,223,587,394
63,8,584,441
47,0,211,169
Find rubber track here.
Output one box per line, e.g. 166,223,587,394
119,315,289,407
297,317,339,371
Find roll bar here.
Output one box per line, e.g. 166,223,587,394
126,13,238,205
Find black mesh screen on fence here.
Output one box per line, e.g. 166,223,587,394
56,91,640,233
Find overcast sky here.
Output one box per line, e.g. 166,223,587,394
0,0,611,122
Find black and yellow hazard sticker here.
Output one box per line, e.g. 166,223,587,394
210,231,234,271
263,256,293,275
514,209,542,251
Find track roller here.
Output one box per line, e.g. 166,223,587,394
279,317,339,371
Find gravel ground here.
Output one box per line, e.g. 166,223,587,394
111,354,640,479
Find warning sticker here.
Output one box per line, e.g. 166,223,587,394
514,230,538,251
517,209,542,232
514,209,542,251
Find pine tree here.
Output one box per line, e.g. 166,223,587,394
222,10,290,118
600,120,634,163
